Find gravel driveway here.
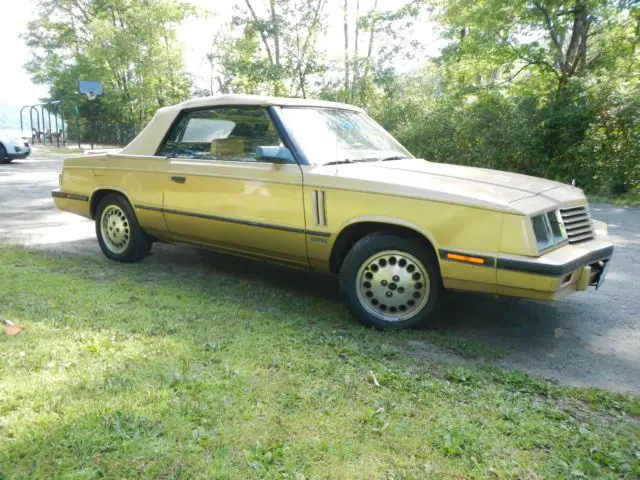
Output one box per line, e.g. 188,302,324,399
1,148,638,393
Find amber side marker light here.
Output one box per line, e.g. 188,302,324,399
447,253,485,265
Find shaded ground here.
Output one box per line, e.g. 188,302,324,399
1,147,638,393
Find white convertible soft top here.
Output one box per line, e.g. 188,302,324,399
120,94,361,156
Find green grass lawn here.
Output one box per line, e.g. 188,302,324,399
0,246,638,479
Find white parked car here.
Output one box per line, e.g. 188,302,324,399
0,130,32,163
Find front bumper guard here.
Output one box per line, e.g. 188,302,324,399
496,244,614,278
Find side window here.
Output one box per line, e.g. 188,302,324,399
158,107,284,162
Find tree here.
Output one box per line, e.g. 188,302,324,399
372,0,637,193
24,0,193,142
340,0,422,105
211,0,329,97
207,26,273,95
434,0,631,92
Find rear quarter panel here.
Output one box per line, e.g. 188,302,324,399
59,154,169,236
90,154,169,236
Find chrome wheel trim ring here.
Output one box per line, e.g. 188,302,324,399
356,250,431,322
100,205,131,254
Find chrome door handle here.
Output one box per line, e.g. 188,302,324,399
171,176,186,184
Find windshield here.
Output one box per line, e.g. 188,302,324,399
277,107,413,165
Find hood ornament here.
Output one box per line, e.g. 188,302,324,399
571,178,576,187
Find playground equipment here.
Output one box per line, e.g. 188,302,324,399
19,100,81,149
19,80,106,149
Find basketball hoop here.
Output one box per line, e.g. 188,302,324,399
78,81,103,99
77,80,103,150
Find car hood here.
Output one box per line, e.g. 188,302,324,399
376,158,566,191
310,159,581,214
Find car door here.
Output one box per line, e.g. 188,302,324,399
157,105,308,266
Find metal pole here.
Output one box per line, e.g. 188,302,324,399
47,102,60,148
40,105,45,144
20,106,29,135
90,99,94,150
47,106,52,146
67,101,81,150
55,102,62,146
39,105,48,144
36,104,44,143
30,107,40,143
54,108,60,148
75,107,81,150
59,104,66,147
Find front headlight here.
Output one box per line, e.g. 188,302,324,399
531,209,567,251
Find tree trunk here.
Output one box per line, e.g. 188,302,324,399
344,0,350,100
352,0,360,95
296,0,326,99
164,32,175,93
244,0,275,66
630,10,640,73
564,1,590,76
295,29,307,98
536,0,594,91
270,0,282,95
360,0,379,103
270,0,281,67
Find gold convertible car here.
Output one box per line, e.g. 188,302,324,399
53,94,614,329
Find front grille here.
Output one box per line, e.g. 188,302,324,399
560,205,594,244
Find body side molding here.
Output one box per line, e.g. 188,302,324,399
134,204,331,238
52,190,89,202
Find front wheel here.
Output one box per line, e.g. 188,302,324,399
95,194,152,262
339,234,442,330
0,144,9,164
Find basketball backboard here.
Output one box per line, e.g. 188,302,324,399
78,80,104,96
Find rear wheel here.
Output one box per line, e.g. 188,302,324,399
95,194,152,262
339,234,441,330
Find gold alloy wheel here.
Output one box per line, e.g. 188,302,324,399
100,205,131,254
356,250,431,322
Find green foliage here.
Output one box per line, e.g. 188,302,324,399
207,26,273,95
23,0,640,192
374,71,639,193
25,0,194,144
203,0,330,98
364,0,640,194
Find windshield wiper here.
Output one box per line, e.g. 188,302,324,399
323,158,379,166
323,156,410,166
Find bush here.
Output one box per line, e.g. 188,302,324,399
371,72,639,196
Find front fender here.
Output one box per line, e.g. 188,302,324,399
336,215,439,251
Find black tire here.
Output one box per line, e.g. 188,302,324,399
0,144,9,164
95,193,152,262
339,234,442,330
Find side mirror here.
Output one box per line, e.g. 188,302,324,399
255,146,295,164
